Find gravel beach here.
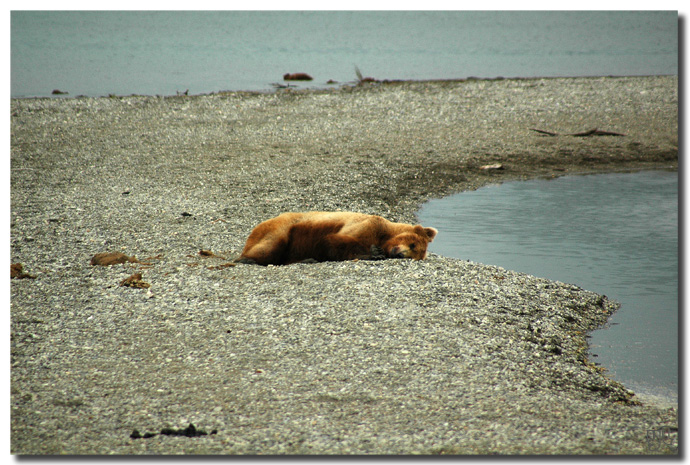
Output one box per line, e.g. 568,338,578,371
10,76,678,455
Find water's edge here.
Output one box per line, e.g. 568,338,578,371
416,170,679,408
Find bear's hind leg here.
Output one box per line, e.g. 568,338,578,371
236,236,289,266
233,256,258,265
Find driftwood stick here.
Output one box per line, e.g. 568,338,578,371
569,128,599,137
530,127,626,137
529,128,559,136
569,128,626,137
588,129,626,137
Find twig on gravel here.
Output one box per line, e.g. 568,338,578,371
530,127,626,137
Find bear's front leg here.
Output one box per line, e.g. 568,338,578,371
337,243,387,262
316,234,373,262
363,244,387,260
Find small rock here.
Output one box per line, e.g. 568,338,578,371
479,163,504,170
283,73,313,81
130,429,157,439
120,273,150,289
91,252,139,266
10,263,36,279
160,423,209,437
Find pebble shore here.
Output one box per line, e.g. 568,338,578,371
10,76,678,454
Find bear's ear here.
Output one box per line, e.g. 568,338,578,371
423,227,438,242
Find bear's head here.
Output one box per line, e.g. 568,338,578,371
383,226,438,260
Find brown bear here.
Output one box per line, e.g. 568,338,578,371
235,211,438,266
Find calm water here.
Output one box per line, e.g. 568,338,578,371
418,171,678,405
11,11,677,98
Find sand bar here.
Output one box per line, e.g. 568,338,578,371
10,76,678,454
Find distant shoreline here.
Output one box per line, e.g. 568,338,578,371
11,73,680,100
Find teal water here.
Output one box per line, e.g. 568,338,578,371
418,171,678,405
11,11,677,98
